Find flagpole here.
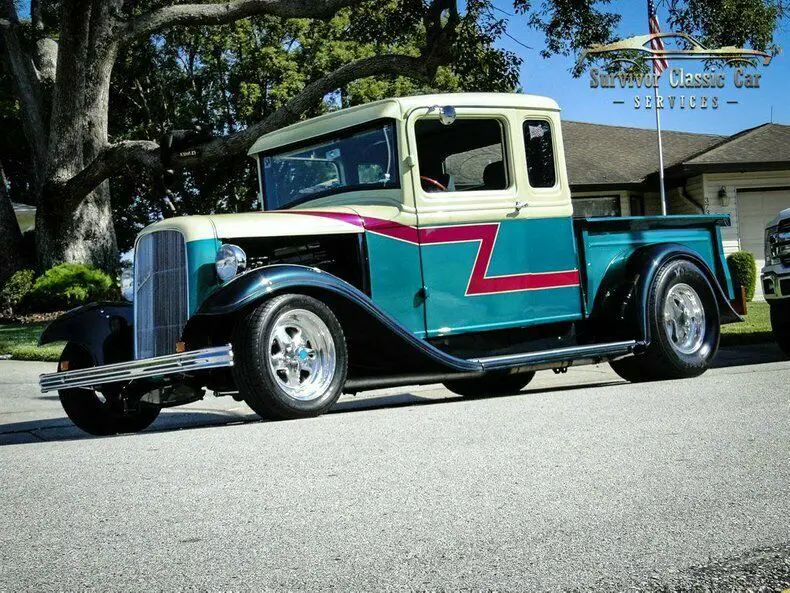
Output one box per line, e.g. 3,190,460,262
654,82,667,216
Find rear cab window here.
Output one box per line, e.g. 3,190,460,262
523,120,557,189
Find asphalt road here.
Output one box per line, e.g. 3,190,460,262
1,345,789,592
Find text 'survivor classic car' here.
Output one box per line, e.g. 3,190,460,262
39,93,741,435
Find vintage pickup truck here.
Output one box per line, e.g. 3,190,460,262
39,93,740,435
762,207,790,356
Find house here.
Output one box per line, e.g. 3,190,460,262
563,121,790,298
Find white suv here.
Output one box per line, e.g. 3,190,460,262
763,207,790,356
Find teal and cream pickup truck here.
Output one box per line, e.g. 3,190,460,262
39,93,740,435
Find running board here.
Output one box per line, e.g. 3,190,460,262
475,340,639,371
344,340,640,392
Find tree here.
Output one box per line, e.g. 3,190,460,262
0,0,518,275
106,2,521,251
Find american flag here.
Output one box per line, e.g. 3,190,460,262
648,0,669,75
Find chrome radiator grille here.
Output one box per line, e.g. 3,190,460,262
134,230,189,360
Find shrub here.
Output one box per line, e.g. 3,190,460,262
727,251,757,302
0,269,36,317
27,263,115,312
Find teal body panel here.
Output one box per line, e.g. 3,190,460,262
419,217,583,336
186,238,221,315
366,233,427,337
578,216,735,315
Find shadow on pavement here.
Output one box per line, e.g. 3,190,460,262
712,342,786,369
0,380,630,446
2,344,785,446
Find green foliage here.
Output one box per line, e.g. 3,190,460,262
727,251,758,301
514,0,786,75
27,264,115,312
109,1,523,251
0,269,35,317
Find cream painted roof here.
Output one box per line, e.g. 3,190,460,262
248,93,560,156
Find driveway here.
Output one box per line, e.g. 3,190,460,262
0,344,788,591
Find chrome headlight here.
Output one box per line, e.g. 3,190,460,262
215,244,247,282
121,268,134,302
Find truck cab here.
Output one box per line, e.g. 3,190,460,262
40,93,741,435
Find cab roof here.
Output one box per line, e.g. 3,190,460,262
248,92,560,156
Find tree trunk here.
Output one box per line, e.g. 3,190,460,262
0,162,25,285
34,0,120,274
35,182,118,272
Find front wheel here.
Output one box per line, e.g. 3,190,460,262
58,344,160,436
233,294,348,420
443,371,536,398
610,260,720,382
770,302,790,357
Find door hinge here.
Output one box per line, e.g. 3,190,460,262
416,286,429,301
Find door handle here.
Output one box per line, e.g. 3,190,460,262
515,201,528,213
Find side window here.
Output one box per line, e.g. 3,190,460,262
415,118,508,193
523,120,557,188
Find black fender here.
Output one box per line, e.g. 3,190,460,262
39,302,134,366
187,265,482,374
592,243,741,344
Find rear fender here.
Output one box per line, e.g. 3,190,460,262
186,265,481,374
39,302,134,366
593,243,741,344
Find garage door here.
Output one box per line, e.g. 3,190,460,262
737,189,790,299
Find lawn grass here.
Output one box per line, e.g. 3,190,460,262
721,301,773,346
0,322,63,362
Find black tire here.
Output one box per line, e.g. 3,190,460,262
58,344,160,436
443,371,536,398
770,302,790,358
610,260,720,382
232,294,348,420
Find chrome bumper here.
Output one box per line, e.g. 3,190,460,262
39,346,234,393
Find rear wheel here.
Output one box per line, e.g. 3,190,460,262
770,302,790,357
58,344,160,436
233,294,348,420
443,371,536,398
610,260,720,382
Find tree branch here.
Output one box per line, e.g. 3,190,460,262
61,140,160,205
171,53,433,170
122,0,368,44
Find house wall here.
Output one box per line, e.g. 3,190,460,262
700,170,790,255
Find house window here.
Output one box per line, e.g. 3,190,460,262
415,118,508,193
523,120,557,188
572,195,622,218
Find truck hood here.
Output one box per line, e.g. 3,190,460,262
139,207,365,243
767,207,790,229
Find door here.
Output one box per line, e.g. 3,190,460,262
412,111,583,338
737,189,790,299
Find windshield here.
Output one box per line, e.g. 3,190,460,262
260,120,399,210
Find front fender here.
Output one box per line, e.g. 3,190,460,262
189,265,481,374
39,302,134,366
593,243,741,344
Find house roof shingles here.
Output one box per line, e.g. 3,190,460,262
561,121,723,186
684,123,790,165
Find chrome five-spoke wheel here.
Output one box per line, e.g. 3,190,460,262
663,283,705,355
268,309,337,401
233,294,348,420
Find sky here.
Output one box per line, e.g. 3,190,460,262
493,0,790,135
